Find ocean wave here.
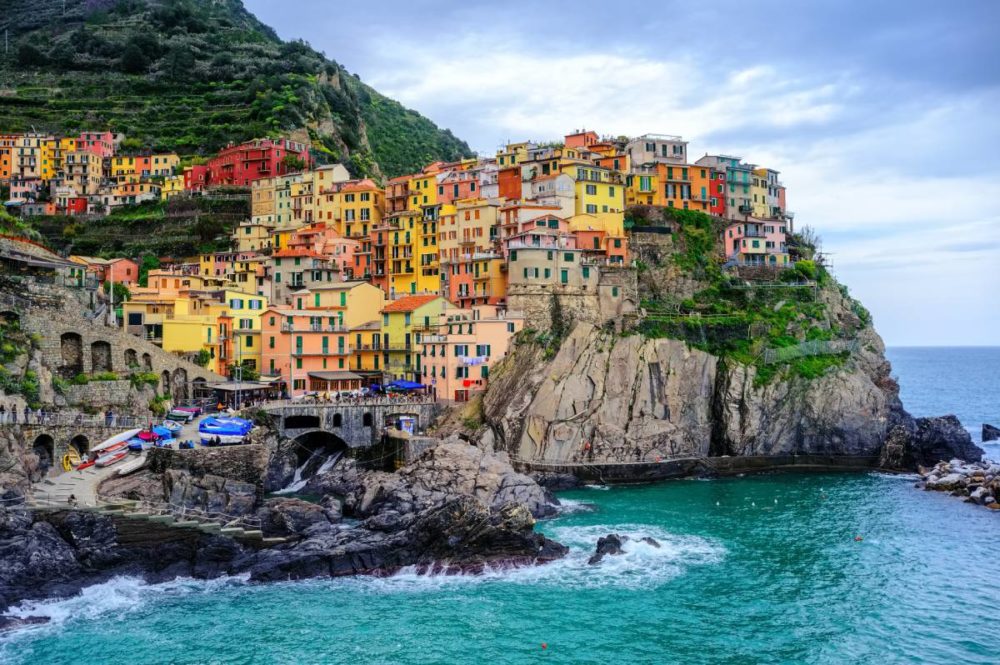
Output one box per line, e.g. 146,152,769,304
554,498,597,514
2,574,250,632
583,484,611,491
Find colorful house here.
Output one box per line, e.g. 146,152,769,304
380,295,450,381
419,305,524,402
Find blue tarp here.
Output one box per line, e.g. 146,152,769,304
199,417,253,436
152,426,173,439
388,380,424,390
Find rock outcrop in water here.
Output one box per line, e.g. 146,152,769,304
983,424,1000,443
918,459,1000,510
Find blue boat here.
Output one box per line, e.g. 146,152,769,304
198,417,253,445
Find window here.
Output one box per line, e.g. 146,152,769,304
564,253,574,262
269,336,275,349
586,204,597,214
585,184,597,195
582,266,590,279
560,269,568,284
612,286,619,297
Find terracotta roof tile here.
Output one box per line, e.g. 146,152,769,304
381,295,441,313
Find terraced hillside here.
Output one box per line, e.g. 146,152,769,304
0,0,471,179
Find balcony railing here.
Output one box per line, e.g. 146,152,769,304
281,324,349,333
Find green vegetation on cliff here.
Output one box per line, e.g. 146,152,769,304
0,0,472,178
633,208,869,385
31,194,247,257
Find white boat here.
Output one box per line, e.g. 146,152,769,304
91,428,142,454
116,456,146,476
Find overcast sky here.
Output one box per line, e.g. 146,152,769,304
245,0,999,346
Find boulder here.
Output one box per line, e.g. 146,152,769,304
983,424,1000,443
588,533,626,565
257,498,331,537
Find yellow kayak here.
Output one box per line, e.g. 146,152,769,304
62,447,82,471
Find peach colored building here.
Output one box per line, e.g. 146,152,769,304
260,306,357,395
419,305,524,402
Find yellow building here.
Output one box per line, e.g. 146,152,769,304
380,294,449,380
64,151,103,195
161,175,185,200
234,219,274,253
302,280,386,328
251,176,278,224
111,156,136,183
350,320,383,373
496,141,532,170
625,167,659,206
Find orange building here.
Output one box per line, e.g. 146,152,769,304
260,306,358,395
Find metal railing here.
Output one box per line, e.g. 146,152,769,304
0,413,145,428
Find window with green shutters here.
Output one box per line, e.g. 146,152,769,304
269,336,275,349
560,269,568,284
564,253,574,262
340,292,347,307
314,293,320,307
322,337,329,353
582,266,590,279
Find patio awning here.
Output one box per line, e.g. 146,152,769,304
388,379,424,390
307,371,363,382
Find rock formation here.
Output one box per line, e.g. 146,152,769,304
484,319,981,473
983,423,1000,443
918,459,1000,510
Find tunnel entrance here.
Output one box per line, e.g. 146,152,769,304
32,434,54,475
69,434,90,455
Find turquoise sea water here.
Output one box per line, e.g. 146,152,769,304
2,348,998,664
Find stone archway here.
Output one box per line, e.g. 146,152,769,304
332,413,343,427
69,433,90,454
91,341,112,373
125,349,138,368
60,332,84,376
142,353,153,371
171,368,188,401
32,434,54,474
161,370,171,395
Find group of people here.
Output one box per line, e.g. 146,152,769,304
0,404,48,425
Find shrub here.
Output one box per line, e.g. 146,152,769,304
793,260,817,281
91,372,119,381
71,373,90,385
129,372,160,389
52,376,70,395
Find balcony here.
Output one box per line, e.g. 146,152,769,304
421,334,447,343
385,344,413,352
293,346,353,356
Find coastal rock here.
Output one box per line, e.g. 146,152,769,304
904,416,984,468
588,533,626,565
257,498,332,537
983,424,1000,443
310,442,559,519
248,497,568,582
919,460,1000,510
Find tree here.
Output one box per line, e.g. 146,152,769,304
103,281,131,303
228,362,259,382
194,348,211,368
281,154,307,172
119,42,150,74
138,255,160,287
16,44,47,67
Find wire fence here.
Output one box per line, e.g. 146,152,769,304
762,339,860,364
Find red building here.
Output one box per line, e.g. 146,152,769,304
64,197,89,216
184,165,210,192
709,168,727,218
205,138,311,188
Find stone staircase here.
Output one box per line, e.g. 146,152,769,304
30,487,287,548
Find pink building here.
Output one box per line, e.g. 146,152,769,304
77,131,115,158
722,219,789,267
419,305,524,402
286,223,360,277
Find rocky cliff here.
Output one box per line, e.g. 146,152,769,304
483,273,982,473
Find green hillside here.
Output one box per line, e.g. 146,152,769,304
0,0,472,179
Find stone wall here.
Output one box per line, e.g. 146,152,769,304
507,265,638,331
9,284,221,404
147,445,269,488
63,380,152,411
